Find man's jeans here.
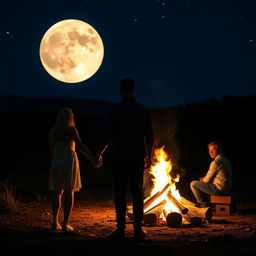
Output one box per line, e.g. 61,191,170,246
190,181,223,206
112,159,144,230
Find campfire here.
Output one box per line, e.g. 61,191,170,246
127,147,212,227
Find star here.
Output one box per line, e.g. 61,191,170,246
249,39,255,47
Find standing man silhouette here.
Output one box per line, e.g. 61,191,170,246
96,78,154,239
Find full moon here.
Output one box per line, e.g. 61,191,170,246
39,19,104,83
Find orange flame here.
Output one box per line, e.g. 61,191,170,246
145,146,181,217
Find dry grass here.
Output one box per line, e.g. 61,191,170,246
0,180,23,214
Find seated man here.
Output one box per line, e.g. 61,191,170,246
190,141,232,207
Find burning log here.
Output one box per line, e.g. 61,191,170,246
182,214,203,226
127,182,168,220
163,209,182,227
166,212,182,227
179,196,213,220
180,196,196,207
166,191,188,215
127,198,167,222
127,195,153,220
190,217,203,226
186,205,212,220
143,200,166,225
143,183,170,211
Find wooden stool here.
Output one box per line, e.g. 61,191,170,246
210,195,232,216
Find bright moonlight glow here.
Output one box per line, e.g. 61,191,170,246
39,19,104,83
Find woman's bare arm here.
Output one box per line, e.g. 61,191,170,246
70,127,93,160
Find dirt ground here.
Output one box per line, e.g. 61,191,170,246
1,200,256,255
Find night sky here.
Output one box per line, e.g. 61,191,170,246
1,0,256,107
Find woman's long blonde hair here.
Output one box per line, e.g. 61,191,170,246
52,107,75,135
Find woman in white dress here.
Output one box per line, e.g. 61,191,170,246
49,107,94,232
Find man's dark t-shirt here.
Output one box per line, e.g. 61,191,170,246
105,98,154,162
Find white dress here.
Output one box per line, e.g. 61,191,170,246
49,140,82,191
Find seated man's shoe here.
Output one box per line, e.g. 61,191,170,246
109,228,125,239
134,227,147,239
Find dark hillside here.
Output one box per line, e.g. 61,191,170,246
1,94,255,206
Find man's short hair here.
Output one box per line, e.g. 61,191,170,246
120,78,135,93
207,141,222,151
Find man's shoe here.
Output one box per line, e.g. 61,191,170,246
134,227,147,239
109,228,125,239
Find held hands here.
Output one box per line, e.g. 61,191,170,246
96,155,103,168
91,155,103,168
91,153,151,169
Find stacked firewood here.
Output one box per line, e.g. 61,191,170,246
127,183,212,227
